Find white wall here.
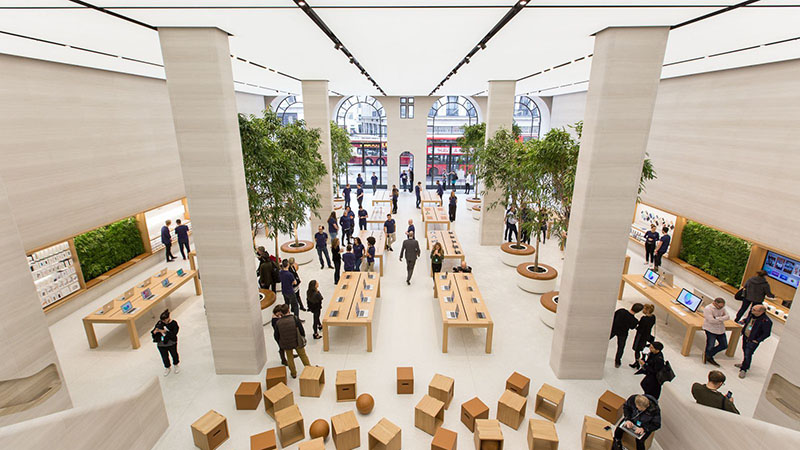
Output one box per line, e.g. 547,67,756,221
549,91,587,135
382,96,437,189
234,91,267,116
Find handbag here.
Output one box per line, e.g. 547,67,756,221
735,287,746,301
296,326,307,348
657,361,676,384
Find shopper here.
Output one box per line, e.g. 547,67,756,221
257,252,279,291
652,226,670,270
270,305,287,365
399,231,421,285
407,219,415,237
356,184,364,209
370,172,378,194
331,238,342,285
400,170,408,191
612,394,661,450
452,260,472,273
314,225,333,269
151,309,180,376
643,224,659,266
339,208,353,245
636,341,666,398
408,167,414,190
449,170,458,190
448,191,457,222
630,304,655,369
520,207,531,245
610,303,643,368
691,370,740,414
288,258,306,313
306,280,323,339
174,219,190,260
384,213,396,251
538,210,548,244
274,304,311,379
436,180,444,200
279,260,299,316
161,220,175,262
358,206,368,231
342,183,351,208
415,182,422,208
702,297,730,366
464,180,471,195
505,207,518,243
342,244,357,272
366,236,377,272
735,270,775,323
735,304,772,378
430,242,444,276
352,237,365,271
391,184,399,214
328,211,339,242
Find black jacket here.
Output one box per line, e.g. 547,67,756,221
622,394,661,434
743,276,773,303
632,315,656,351
257,259,278,288
275,314,305,350
153,320,179,346
611,308,639,337
742,313,772,343
307,290,323,312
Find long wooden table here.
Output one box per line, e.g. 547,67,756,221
426,230,465,273
359,230,386,276
422,206,450,234
322,272,381,352
83,267,201,349
620,274,741,357
371,190,391,207
434,273,493,353
421,190,442,207
368,205,390,230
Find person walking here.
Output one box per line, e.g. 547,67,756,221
331,238,342,285
279,260,299,316
652,226,670,270
306,280,323,339
610,303,643,368
161,220,175,262
415,181,422,209
366,236,377,272
342,183,351,209
342,244,357,272
353,237,365,271
702,297,730,366
630,304,656,369
328,211,339,242
464,180,471,195
505,207,518,242
391,185,399,214
174,219,190,260
448,191,457,222
691,370,740,414
339,209,353,245
357,173,364,188
151,309,180,376
408,168,414,191
436,180,444,200
636,341,666,398
370,172,378,194
399,231,421,285
314,225,333,269
538,210,548,244
449,170,458,190
270,305,287,366
612,394,661,450
383,213,396,251
735,270,775,323
407,219,415,237
643,224,659,266
735,304,772,378
274,304,311,379
430,242,444,277
356,184,365,209
288,258,306,312
400,170,408,191
358,206,368,231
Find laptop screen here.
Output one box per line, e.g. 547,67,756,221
121,301,132,313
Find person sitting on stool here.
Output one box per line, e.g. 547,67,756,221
612,394,661,450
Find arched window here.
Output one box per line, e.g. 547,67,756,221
426,96,479,187
335,96,388,188
275,95,303,125
513,95,541,141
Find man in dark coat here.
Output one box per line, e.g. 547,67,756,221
610,303,643,368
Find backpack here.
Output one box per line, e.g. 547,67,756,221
657,360,676,384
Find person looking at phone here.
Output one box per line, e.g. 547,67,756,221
151,309,180,376
691,370,740,414
612,394,661,450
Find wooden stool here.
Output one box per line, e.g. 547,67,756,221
336,369,357,402
264,382,294,418
431,427,457,450
235,382,263,410
266,366,287,389
497,389,527,430
534,384,565,423
527,419,558,450
298,437,326,449
332,410,361,450
415,395,445,435
428,373,455,409
300,366,325,397
191,410,229,450
581,416,613,450
506,372,531,397
461,396,489,432
397,367,414,394
275,404,304,447
368,417,401,450
596,390,626,424
249,429,276,450
474,419,504,450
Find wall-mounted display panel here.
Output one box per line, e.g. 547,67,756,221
763,251,800,289
27,241,81,308
630,203,677,244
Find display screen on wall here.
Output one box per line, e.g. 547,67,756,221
630,203,677,244
763,251,800,289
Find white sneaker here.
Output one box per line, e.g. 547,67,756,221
174,364,181,374
164,367,171,376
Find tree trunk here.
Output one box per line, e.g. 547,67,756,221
293,224,299,244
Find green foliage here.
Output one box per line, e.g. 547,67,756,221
456,122,486,196
74,217,145,282
330,121,352,193
240,110,327,247
678,221,751,288
535,127,580,248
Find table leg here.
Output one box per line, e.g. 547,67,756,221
83,319,98,349
128,320,141,349
323,324,330,351
377,281,381,298
485,323,494,354
618,278,626,300
193,273,202,296
366,323,373,352
379,255,384,277
726,327,741,357
442,323,449,353
681,326,696,356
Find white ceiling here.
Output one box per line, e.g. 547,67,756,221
0,1,798,97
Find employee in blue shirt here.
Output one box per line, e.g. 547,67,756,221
327,211,339,241
356,173,364,188
391,185,399,214
653,226,671,270
161,220,175,262
352,237,365,271
342,245,356,272
384,213,397,251
414,182,422,209
356,184,365,209
342,183,351,208
436,180,444,200
358,206,368,230
366,236,377,272
314,225,333,269
400,171,408,191
174,219,190,260
279,260,299,316
407,218,415,236
370,172,378,194
339,209,353,245
448,191,457,222
643,224,659,266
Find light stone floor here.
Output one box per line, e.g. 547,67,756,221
47,191,779,449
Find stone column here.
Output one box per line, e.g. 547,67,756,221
158,27,266,374
0,174,71,426
550,27,669,379
302,80,335,225
479,80,516,245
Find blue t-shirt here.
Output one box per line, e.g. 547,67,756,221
644,230,659,245
384,219,396,234
358,209,368,222
371,175,378,186
657,234,671,254
279,270,295,296
314,231,327,248
367,246,376,263
357,188,364,198
415,185,421,196
342,252,356,271
343,187,351,197
449,196,457,206
436,185,444,196
328,217,338,233
339,215,352,230
175,224,190,242
347,210,355,220
357,176,364,186
353,243,365,259
408,224,415,235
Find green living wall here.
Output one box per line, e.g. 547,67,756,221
74,217,146,282
678,220,751,288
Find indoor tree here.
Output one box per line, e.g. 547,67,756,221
239,110,327,257
456,122,485,199
330,120,352,196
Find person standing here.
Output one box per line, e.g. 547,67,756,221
366,236,377,272
152,309,180,376
505,207,518,243
702,297,730,367
430,242,444,277
636,342,666,399
436,180,444,200
391,184,399,214
328,211,339,242
270,305,287,366
174,219,190,260
257,253,279,291
399,231,421,285
274,304,311,379
288,258,306,312
448,191,457,222
342,245,356,272
400,170,408,191
452,260,472,273
358,206,368,231
612,394,661,450
464,180,471,195
691,370,740,414
735,270,775,323
339,209,353,245
630,304,656,369
407,219,415,237
408,167,414,191
331,238,342,285
356,184,365,209
735,304,772,378
370,172,378,194
652,226,670,270
357,173,364,188
383,213,396,251
415,182,422,209
161,220,175,262
279,260,299,316
538,210,548,244
306,280,323,340
314,226,333,269
352,237,365,271
449,170,458,190
342,183,351,209
643,224,659,266
610,303,643,368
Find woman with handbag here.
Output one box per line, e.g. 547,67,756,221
274,304,311,378
636,342,666,399
630,304,656,369
288,257,307,313
151,309,180,376
306,280,324,339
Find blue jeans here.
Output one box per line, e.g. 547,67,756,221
740,339,760,371
316,246,331,267
329,231,337,242
704,330,727,359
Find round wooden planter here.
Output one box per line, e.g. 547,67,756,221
259,289,277,310
466,197,482,205
516,263,558,294
472,204,481,221
499,242,535,267
280,240,314,265
539,290,559,329
333,197,344,209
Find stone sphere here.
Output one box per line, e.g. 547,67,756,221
309,419,329,440
356,393,375,414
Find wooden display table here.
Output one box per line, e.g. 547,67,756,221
368,205,391,229
426,230,465,274
535,384,565,423
359,229,387,276
421,190,442,207
620,273,741,356
422,206,450,234
322,272,381,352
527,419,558,450
434,273,494,353
372,190,391,206
259,289,276,310
581,416,613,450
83,267,200,349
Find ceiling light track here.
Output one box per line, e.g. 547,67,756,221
671,0,760,29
